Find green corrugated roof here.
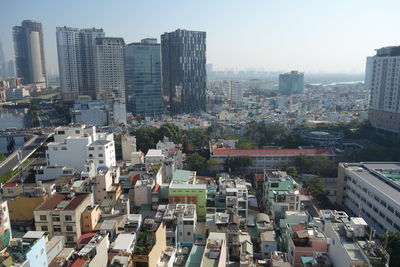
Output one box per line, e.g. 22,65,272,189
185,245,205,267
173,170,192,182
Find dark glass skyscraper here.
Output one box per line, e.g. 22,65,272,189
124,38,163,117
161,29,206,114
13,20,47,87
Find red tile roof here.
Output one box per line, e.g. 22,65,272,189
130,173,140,182
153,184,160,192
212,148,333,156
36,193,89,211
70,258,87,267
291,224,305,232
3,183,18,187
77,232,96,244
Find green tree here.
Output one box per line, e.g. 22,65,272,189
309,156,333,176
305,175,325,197
186,128,209,149
114,135,122,160
135,126,158,153
294,155,312,174
224,156,253,172
156,123,183,144
237,138,255,149
208,124,226,138
385,233,400,267
186,153,207,174
206,158,220,175
245,121,290,147
286,166,298,179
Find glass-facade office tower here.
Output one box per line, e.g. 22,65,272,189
0,40,6,79
13,20,47,87
56,27,104,100
161,29,206,114
278,71,304,95
366,46,400,136
124,38,163,118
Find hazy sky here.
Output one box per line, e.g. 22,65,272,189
1,0,400,74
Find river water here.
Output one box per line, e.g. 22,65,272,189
0,107,30,155
0,107,30,130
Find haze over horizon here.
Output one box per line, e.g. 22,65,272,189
1,0,399,75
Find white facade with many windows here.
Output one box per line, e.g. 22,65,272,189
46,124,115,173
336,162,400,235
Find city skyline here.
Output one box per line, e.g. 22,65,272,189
1,0,400,74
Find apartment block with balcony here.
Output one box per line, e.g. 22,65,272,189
201,232,227,267
161,204,197,246
34,192,93,244
168,170,207,220
324,216,389,267
216,176,248,218
263,170,301,219
286,223,328,267
1,231,48,266
46,124,115,173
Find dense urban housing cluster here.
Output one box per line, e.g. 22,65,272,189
0,16,400,267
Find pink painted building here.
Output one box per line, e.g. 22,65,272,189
286,223,328,267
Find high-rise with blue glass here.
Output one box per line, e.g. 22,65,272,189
278,71,304,95
124,38,163,117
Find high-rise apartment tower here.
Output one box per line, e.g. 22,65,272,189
161,29,206,114
13,20,47,87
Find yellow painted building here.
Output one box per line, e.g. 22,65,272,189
81,205,101,233
8,195,48,221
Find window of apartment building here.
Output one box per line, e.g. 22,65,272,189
39,215,47,221
75,130,80,134
7,189,13,194
388,205,394,213
89,147,94,151
66,236,74,242
98,147,102,150
66,226,73,232
379,211,385,219
89,154,93,158
53,226,61,232
61,147,67,150
57,131,65,135
395,211,400,219
271,183,279,188
373,195,380,202
53,147,58,151
65,215,72,221
41,226,48,231
98,154,103,158
380,200,387,208
387,217,393,225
